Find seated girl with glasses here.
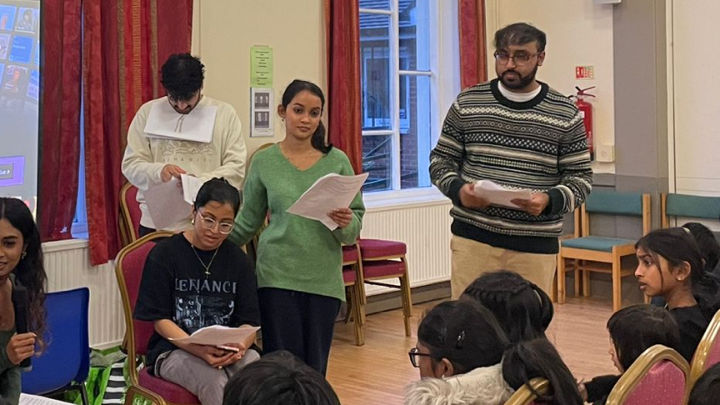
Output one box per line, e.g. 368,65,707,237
404,300,583,405
134,177,261,405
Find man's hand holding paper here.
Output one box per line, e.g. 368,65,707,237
472,180,533,210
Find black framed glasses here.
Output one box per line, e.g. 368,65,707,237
408,347,432,368
196,211,234,234
493,51,539,65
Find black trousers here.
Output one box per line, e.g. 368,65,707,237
258,287,341,375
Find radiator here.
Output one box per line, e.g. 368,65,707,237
362,199,453,294
44,240,124,348
41,200,454,347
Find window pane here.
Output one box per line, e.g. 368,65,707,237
362,135,392,192
359,0,389,10
360,13,391,130
400,74,432,189
399,0,430,71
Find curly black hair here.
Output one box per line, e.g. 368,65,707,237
161,53,205,101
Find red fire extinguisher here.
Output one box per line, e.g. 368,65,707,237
572,86,595,159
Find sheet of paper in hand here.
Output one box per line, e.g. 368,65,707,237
473,180,532,209
169,324,260,350
143,177,192,229
287,172,369,230
144,100,217,143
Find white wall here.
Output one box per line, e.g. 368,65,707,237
668,0,720,196
485,0,616,173
192,0,325,155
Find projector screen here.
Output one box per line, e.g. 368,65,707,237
0,0,39,214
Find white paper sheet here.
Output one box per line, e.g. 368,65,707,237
169,325,260,349
144,101,217,143
143,177,192,229
287,172,369,230
20,394,69,405
473,180,532,209
181,174,205,204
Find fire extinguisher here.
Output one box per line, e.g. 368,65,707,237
571,86,595,159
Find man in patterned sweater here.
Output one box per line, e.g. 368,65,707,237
430,22,592,297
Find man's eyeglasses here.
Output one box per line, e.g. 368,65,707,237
408,347,432,368
196,211,234,234
493,51,539,65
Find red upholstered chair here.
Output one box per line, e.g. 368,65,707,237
119,182,142,247
358,238,412,336
688,309,720,390
115,231,200,405
503,378,549,405
606,345,689,405
342,244,366,346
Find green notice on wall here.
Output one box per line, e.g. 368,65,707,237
250,45,273,87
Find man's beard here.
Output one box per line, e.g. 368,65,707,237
498,64,539,90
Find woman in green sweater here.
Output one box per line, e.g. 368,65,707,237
1,197,47,404
230,79,364,375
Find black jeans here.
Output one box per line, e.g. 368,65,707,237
258,287,341,375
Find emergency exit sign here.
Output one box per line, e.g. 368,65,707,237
576,65,594,79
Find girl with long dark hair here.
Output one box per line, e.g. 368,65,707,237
230,79,364,375
0,197,47,403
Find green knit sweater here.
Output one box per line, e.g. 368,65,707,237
230,145,364,301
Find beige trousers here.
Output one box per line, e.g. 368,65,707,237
450,235,557,299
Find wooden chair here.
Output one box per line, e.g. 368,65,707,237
342,244,366,346
606,344,689,405
557,191,651,311
115,231,199,405
688,309,720,390
661,192,720,228
503,378,549,405
358,238,412,337
119,182,141,247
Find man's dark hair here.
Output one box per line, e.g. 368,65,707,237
494,22,547,53
161,53,205,100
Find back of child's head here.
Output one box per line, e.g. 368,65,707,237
502,338,583,405
607,304,681,371
222,350,340,405
461,270,553,342
418,299,508,374
683,222,720,273
689,363,720,405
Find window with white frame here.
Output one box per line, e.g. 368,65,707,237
359,0,440,193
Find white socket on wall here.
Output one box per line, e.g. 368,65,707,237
596,144,615,163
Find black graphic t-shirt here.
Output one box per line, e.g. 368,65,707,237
134,233,260,370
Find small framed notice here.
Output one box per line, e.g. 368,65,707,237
250,87,273,137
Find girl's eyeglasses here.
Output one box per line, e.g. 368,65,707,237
408,347,432,368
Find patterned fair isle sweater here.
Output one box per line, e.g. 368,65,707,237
430,79,593,254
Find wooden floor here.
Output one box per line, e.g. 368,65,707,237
326,297,618,405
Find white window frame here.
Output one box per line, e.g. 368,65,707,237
359,0,460,208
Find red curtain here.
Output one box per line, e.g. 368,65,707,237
38,0,82,241
458,0,488,89
324,0,363,174
83,0,193,265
